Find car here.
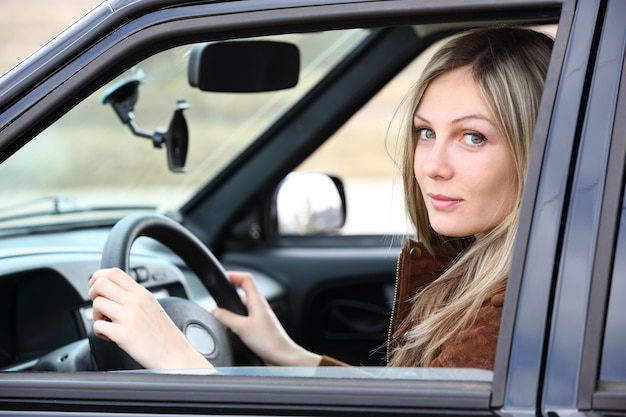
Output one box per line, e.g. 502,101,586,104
0,0,625,415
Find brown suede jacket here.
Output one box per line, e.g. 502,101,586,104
319,239,504,370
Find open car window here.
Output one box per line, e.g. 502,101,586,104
0,22,559,372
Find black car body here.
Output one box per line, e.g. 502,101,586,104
0,0,625,416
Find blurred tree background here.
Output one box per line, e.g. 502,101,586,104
0,0,101,75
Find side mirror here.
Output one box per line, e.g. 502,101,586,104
274,172,346,235
188,40,300,92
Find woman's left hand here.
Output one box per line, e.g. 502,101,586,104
88,267,213,370
212,271,321,366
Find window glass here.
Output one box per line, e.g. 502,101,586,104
0,30,369,230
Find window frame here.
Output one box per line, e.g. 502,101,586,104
524,0,626,414
581,0,626,412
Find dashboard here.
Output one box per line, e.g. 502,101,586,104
0,226,285,371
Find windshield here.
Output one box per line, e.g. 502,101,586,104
0,30,369,229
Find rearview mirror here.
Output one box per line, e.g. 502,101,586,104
188,40,300,92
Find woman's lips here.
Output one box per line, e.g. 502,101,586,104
428,193,463,210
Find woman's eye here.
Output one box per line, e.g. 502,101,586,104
416,128,435,140
463,132,486,146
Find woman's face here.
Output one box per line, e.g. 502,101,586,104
413,66,516,239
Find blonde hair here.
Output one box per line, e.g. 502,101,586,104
389,27,553,367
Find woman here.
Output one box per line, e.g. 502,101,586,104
386,26,553,368
88,26,554,370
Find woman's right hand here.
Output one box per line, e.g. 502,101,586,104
88,268,212,370
212,271,321,366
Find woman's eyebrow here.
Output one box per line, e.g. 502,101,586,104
414,113,496,127
413,113,430,124
451,114,496,127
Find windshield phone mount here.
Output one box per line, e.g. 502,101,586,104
101,77,189,173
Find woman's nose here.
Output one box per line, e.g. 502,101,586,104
421,140,453,180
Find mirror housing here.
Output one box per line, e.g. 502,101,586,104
274,172,346,235
101,77,189,173
188,40,300,92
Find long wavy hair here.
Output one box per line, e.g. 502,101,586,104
389,27,553,367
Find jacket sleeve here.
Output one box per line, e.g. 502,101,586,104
318,355,349,366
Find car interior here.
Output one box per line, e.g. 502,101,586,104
0,8,560,382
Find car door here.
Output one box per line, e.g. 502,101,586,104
0,0,610,416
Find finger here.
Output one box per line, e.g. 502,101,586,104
91,296,109,323
89,268,118,286
91,294,126,323
227,272,260,301
211,307,247,334
89,268,138,291
226,271,252,286
88,275,129,304
88,276,119,302
234,274,271,315
92,316,135,347
92,319,114,342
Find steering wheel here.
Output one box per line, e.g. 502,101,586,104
87,212,260,370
